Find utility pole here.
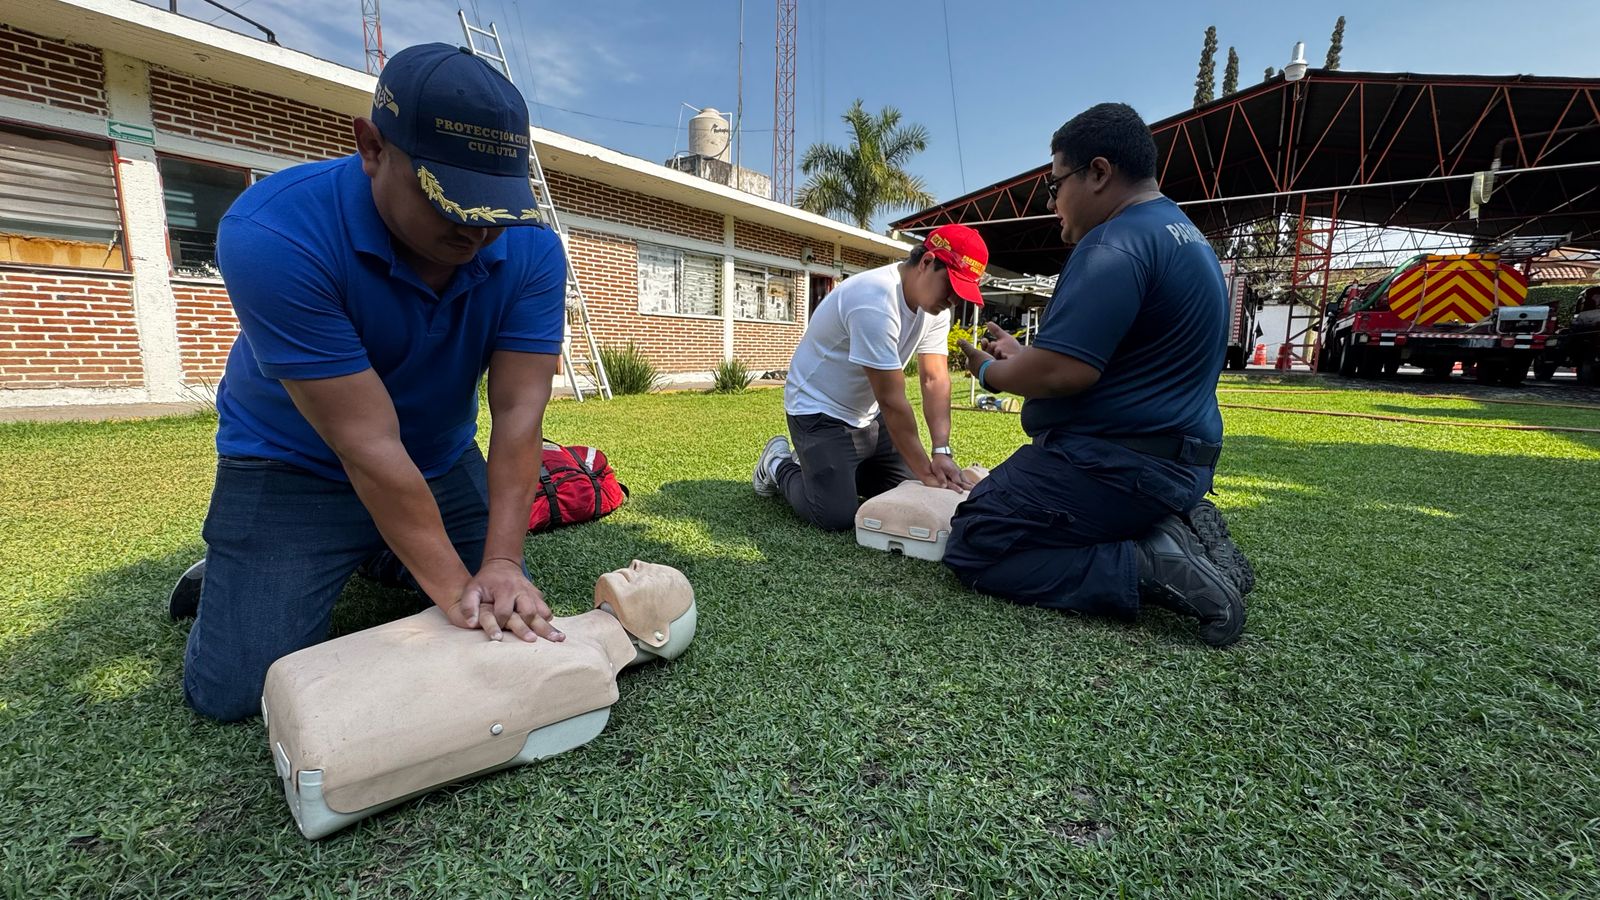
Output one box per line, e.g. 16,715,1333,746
361,0,385,74
773,0,797,204
735,0,744,175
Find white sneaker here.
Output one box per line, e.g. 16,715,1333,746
753,435,792,497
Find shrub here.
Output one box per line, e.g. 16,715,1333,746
1527,283,1593,327
712,358,756,393
948,323,1029,369
598,342,662,395
947,324,974,371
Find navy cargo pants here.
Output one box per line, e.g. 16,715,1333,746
944,432,1212,615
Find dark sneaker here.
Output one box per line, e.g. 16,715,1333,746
169,557,206,620
1185,499,1256,596
753,435,792,497
1136,515,1245,647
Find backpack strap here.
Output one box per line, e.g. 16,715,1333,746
537,464,562,527
562,444,592,473
562,445,605,518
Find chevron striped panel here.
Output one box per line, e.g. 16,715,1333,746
1388,256,1528,325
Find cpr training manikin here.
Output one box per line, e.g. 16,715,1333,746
261,560,696,839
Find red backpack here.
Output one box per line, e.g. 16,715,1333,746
526,441,628,533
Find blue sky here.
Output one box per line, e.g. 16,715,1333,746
150,0,1599,229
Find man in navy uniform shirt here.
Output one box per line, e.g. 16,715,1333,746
950,103,1255,647
170,44,570,720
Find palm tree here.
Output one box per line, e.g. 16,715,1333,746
796,100,934,230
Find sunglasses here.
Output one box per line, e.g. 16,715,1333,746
1044,162,1092,196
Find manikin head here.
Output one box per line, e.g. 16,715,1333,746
596,560,692,605
1045,102,1161,245
595,560,696,661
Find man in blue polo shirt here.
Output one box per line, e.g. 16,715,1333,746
168,44,570,721
949,103,1255,647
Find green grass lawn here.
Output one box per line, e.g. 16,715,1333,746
2,382,1598,898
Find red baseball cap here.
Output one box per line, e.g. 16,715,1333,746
923,224,988,306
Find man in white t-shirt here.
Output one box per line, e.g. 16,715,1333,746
752,224,989,531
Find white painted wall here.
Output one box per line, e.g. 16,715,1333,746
104,50,186,402
1253,303,1321,358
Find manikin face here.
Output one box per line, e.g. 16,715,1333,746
596,560,689,604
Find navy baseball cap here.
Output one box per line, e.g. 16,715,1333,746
370,43,542,227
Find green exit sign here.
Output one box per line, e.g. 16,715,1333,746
107,120,155,146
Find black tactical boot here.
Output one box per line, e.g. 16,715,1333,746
1136,515,1245,647
1185,499,1256,596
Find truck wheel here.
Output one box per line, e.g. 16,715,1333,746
1226,346,1246,371
1533,359,1558,381
1382,354,1401,377
1357,347,1383,379
1319,339,1342,374
1578,359,1599,386
1337,338,1360,377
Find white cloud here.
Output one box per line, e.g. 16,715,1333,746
138,0,633,105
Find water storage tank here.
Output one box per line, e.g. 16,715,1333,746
689,108,731,162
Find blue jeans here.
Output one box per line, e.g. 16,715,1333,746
943,433,1210,616
183,446,492,722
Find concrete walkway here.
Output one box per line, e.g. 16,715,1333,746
553,378,785,399
1,380,789,424
0,401,209,424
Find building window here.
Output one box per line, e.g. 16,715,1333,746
0,123,125,271
160,155,254,277
637,241,722,317
734,264,797,322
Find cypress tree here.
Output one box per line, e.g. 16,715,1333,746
1194,26,1218,107
1326,16,1346,69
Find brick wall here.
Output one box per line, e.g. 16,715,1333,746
0,269,142,388
549,171,723,245
0,25,106,117
172,279,237,383
842,246,896,271
731,272,806,369
148,67,352,162
734,218,811,262
732,322,802,369
567,228,723,372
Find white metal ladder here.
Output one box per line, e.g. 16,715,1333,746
458,12,612,400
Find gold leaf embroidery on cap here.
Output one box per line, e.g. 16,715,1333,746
520,209,541,220
416,166,516,223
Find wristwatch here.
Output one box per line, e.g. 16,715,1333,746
931,446,953,457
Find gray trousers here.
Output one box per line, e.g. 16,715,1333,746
776,412,916,532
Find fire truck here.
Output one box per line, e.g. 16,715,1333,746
1220,259,1260,371
1316,253,1553,385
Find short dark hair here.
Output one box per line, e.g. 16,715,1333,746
906,243,946,269
1049,103,1158,181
